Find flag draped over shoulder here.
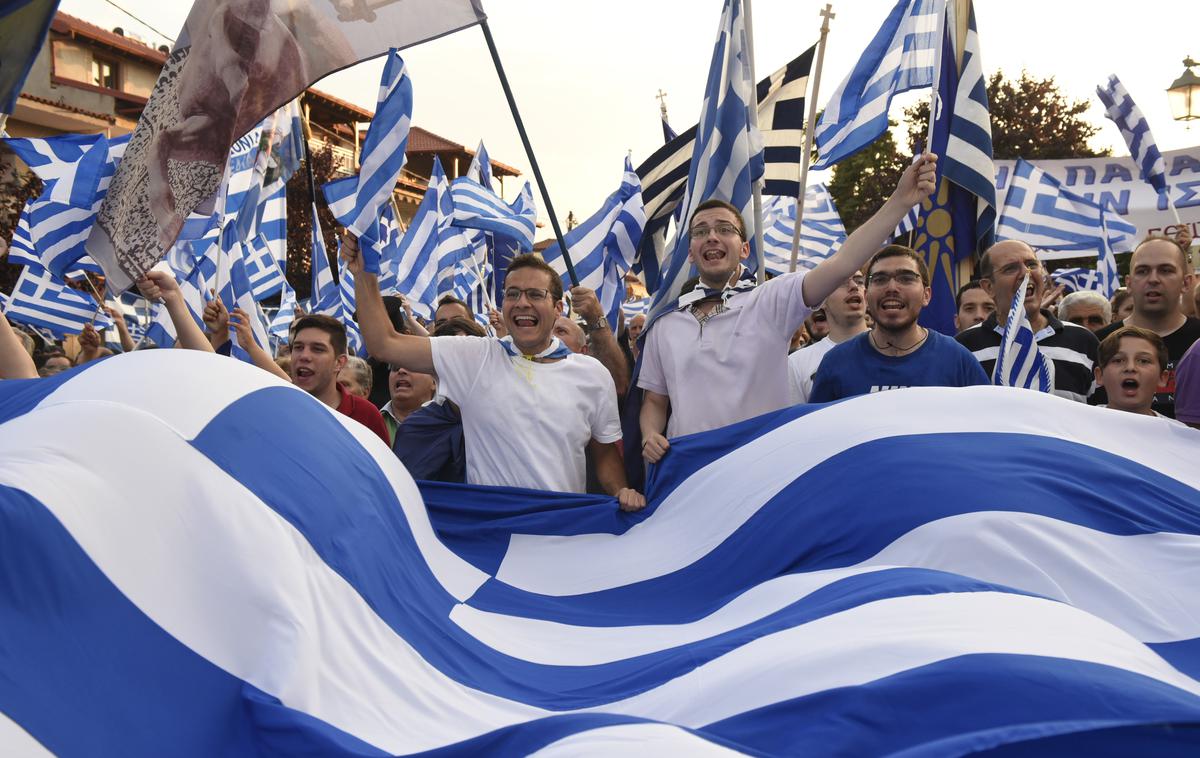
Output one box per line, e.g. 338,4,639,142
87,0,486,292
542,157,645,332
913,0,996,335
649,0,763,317
3,351,1200,754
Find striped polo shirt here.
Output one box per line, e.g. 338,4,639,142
956,310,1099,402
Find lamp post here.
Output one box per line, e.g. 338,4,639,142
1168,57,1200,123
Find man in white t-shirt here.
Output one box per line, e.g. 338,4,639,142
788,272,869,403
639,154,937,462
342,239,644,510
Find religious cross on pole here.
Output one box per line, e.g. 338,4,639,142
656,89,669,123
789,3,835,273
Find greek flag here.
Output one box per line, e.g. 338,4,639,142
256,183,288,267
449,177,536,251
542,157,645,333
2,263,112,337
997,159,1138,265
0,0,60,114
389,157,455,319
337,258,365,356
324,50,414,255
242,234,285,302
1096,74,1168,195
636,45,814,291
215,224,271,361
5,351,1200,754
309,204,340,314
467,140,494,189
368,202,405,295
993,270,1052,392
650,0,763,316
4,132,110,208
1051,267,1103,293
892,205,919,241
268,278,298,342
760,185,847,275
6,133,129,279
621,297,650,320
812,0,940,169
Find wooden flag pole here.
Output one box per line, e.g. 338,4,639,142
789,4,835,273
479,19,578,286
742,0,767,284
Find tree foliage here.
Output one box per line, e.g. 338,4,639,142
826,125,908,233
904,71,1109,160
285,140,341,302
0,158,44,295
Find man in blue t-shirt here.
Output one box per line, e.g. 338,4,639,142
810,245,988,402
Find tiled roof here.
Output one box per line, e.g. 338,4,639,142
407,126,521,177
51,12,169,64
18,92,116,124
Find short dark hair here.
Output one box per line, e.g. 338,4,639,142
506,253,564,302
435,295,472,318
432,316,486,338
690,199,746,239
1098,325,1168,372
290,314,347,356
866,245,930,286
1110,287,1132,313
978,240,1038,281
955,280,985,310
1131,235,1189,272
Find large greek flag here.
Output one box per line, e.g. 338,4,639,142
448,177,536,251
324,50,414,266
812,0,940,169
649,0,763,316
993,270,1052,392
2,263,112,336
997,158,1138,268
542,157,645,333
4,133,110,208
760,185,847,275
1096,74,1168,195
3,350,1200,754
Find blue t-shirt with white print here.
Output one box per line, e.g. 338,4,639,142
809,330,989,403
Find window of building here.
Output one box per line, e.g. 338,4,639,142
90,57,118,90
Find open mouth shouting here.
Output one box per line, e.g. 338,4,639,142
1118,376,1141,397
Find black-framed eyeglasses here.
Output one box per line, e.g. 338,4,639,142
688,223,743,240
504,287,552,303
867,271,924,287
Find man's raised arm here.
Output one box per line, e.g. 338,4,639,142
340,231,435,374
802,153,938,307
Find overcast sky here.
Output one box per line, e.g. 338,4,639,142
62,0,1200,238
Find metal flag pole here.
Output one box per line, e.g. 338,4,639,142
742,0,767,284
789,4,835,273
479,19,578,286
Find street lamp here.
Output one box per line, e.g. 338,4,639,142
1168,57,1200,123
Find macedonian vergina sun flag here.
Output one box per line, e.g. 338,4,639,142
87,0,487,293
912,0,997,335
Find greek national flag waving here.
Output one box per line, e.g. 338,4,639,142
760,184,847,275
542,157,646,332
1096,74,1168,195
812,0,941,170
323,49,414,268
650,0,763,317
993,269,1053,392
4,350,1200,755
1051,267,1104,294
2,262,112,337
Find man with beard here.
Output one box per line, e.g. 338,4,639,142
788,273,869,403
810,246,987,402
957,240,1099,403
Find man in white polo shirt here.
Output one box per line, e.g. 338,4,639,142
342,239,644,510
639,154,937,462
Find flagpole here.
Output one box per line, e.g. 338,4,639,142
742,0,766,284
789,4,835,273
478,20,578,286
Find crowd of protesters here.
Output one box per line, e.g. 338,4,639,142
3,153,1197,512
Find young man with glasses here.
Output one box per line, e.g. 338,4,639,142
639,155,938,463
957,240,1099,403
788,273,869,403
809,246,987,402
341,242,644,510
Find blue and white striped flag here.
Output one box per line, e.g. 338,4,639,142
2,263,112,337
323,49,414,259
256,183,288,267
993,270,1052,392
243,233,285,301
542,157,645,333
368,201,405,295
467,139,493,190
621,296,650,320
389,157,454,319
310,204,339,314
760,185,847,275
3,132,110,208
997,158,1139,264
214,223,271,361
1096,74,1168,195
449,177,536,251
5,353,1200,754
649,0,764,316
812,0,940,169
336,258,365,356
1051,267,1103,293
268,278,298,342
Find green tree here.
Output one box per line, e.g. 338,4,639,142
904,71,1109,160
0,157,44,295
826,125,908,233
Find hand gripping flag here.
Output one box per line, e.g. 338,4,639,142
1096,74,1168,195
993,269,1053,392
323,49,414,272
88,0,485,292
4,352,1200,754
542,157,646,333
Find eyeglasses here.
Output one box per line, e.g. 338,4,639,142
504,287,552,303
867,271,924,287
994,260,1042,278
844,275,866,289
688,223,743,240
